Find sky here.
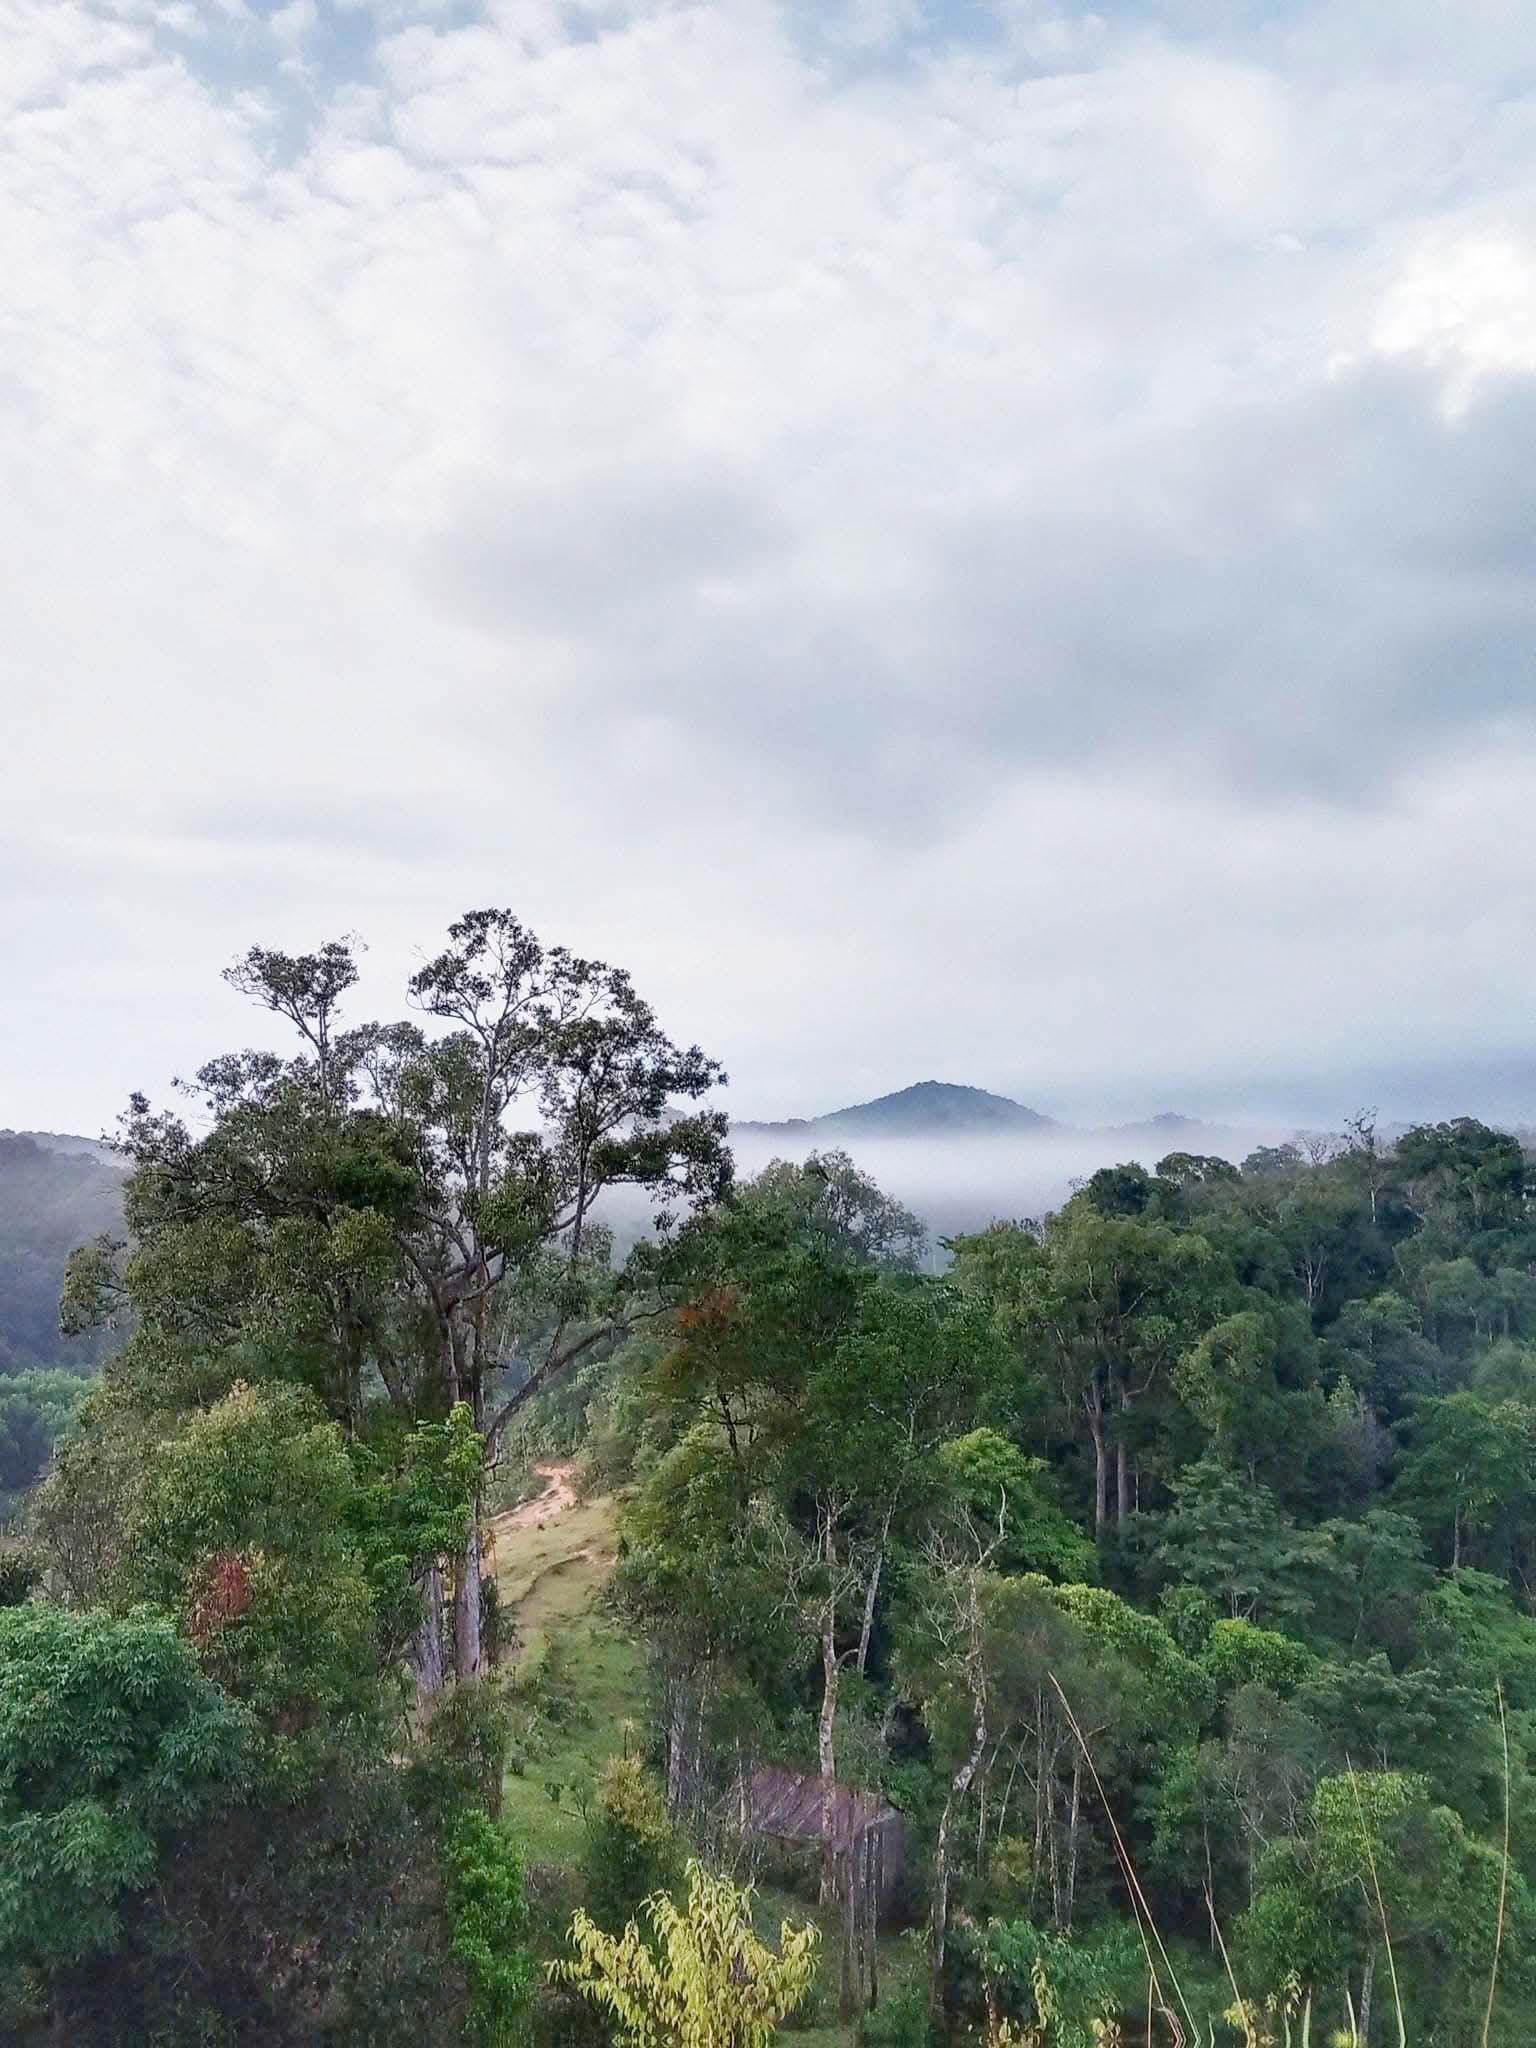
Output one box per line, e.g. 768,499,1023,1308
4,0,1536,1137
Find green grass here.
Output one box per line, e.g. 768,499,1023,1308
491,1487,648,1869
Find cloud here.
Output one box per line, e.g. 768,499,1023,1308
2,0,1536,1132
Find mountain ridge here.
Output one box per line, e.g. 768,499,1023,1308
733,1079,1063,1140
732,1080,1229,1146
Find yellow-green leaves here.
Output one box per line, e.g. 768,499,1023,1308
553,1859,819,2048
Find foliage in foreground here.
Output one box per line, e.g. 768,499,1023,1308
553,1860,820,2048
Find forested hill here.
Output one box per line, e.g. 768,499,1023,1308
735,1079,1063,1138
0,1131,122,1370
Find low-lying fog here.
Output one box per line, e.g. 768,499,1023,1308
724,1123,1289,1248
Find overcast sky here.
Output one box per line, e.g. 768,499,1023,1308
5,0,1536,1137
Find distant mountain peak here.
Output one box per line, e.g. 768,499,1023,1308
736,1080,1060,1139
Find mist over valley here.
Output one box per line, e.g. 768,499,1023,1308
730,1080,1303,1242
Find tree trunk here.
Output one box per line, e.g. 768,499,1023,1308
839,1850,858,2019
819,1595,842,1904
1358,1947,1375,2047
867,1829,881,2012
856,1515,893,1675
1033,1712,1048,1912
667,1684,689,1814
1116,1433,1130,1527
1064,1759,1082,1931
930,1682,987,2014
1086,1389,1108,1536
414,1563,446,1708
455,1502,483,1680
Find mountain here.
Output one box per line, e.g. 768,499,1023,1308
734,1080,1062,1142
0,1133,124,1371
11,1128,121,1167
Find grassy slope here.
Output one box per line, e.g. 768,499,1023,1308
490,1479,649,1869
490,1472,920,2042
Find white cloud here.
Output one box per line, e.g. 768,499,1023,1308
2,0,1535,1133
1374,212,1536,407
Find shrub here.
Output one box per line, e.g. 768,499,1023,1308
581,1755,680,1932
442,1805,537,2047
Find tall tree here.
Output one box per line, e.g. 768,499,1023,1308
66,911,730,1684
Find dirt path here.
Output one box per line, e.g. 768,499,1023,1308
493,1459,579,1535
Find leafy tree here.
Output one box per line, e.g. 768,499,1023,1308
617,1426,801,1819
441,1805,537,2046
984,1916,1144,2048
1152,1455,1312,1626
1330,1289,1442,1413
0,1604,246,1974
0,1367,88,1519
1156,1152,1240,1191
1395,1118,1528,1243
1171,1303,1320,1482
1303,1508,1433,1660
582,1755,682,1935
952,1209,1224,1534
111,1380,383,1779
65,910,730,1687
1392,1390,1536,1572
934,1429,1096,1583
1079,1161,1174,1219
1422,1568,1536,1711
1298,1653,1485,1802
553,1859,819,2048
1201,1619,1316,1700
1240,1144,1303,1179
1150,1683,1324,1912
1242,1767,1536,2045
737,1152,927,1270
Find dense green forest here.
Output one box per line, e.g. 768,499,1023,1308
5,909,1536,2046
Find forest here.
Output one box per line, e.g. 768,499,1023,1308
4,907,1536,2047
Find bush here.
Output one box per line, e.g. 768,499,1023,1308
0,1603,248,1974
0,1547,40,1606
442,1805,537,2047
983,1919,1145,2048
858,1972,933,2048
580,1755,680,1932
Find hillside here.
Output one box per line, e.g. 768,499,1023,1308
488,1463,920,2046
735,1078,1061,1140
489,1466,645,1868
0,1131,124,1371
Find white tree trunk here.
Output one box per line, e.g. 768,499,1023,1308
455,1507,482,1681
414,1563,446,1707
931,1681,987,2012
819,1597,842,1903
856,1512,893,1674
